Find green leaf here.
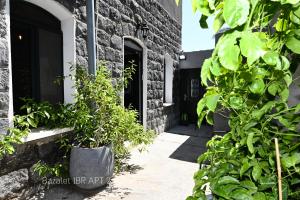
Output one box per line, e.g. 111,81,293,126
231,188,253,200
281,152,300,169
280,0,300,4
194,0,214,16
286,35,300,54
213,12,225,33
229,96,244,110
268,82,280,96
218,34,241,71
199,14,208,28
253,192,266,200
279,88,289,101
27,118,37,128
197,98,206,116
252,164,262,181
223,0,250,28
247,132,255,154
210,59,222,76
262,51,279,66
175,0,180,6
240,180,257,193
240,32,265,65
240,162,252,177
284,73,292,86
275,18,288,32
218,176,240,185
249,79,265,94
201,58,212,86
206,93,221,112
281,56,290,70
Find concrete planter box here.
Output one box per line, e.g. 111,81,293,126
69,145,114,190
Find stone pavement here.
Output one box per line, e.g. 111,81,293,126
33,125,213,200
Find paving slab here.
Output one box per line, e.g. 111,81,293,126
32,125,213,200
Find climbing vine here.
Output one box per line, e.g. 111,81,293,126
176,0,300,199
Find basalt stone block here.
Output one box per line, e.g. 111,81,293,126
0,92,9,110
105,47,115,61
111,34,122,50
0,68,9,90
0,39,8,67
97,29,110,46
109,7,121,21
0,118,8,134
0,168,29,200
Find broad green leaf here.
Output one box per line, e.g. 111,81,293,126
268,82,280,96
201,58,212,86
210,59,222,76
223,0,250,28
281,56,290,70
197,98,206,116
240,162,252,177
199,14,208,28
213,12,225,33
279,88,289,101
262,51,279,66
252,164,262,181
218,34,241,71
247,132,255,154
249,79,265,94
205,111,214,125
253,192,266,200
193,0,214,16
175,0,180,6
284,74,292,86
27,118,37,128
231,188,253,200
229,96,244,110
218,176,240,184
275,18,288,32
286,35,300,54
240,180,257,193
206,93,221,111
281,152,300,169
240,32,265,65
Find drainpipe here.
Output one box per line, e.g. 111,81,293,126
87,0,96,75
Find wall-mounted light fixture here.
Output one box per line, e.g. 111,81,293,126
179,50,186,60
137,22,149,39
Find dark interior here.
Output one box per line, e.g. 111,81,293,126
124,40,143,123
10,1,63,114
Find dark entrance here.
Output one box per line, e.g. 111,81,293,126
180,69,206,124
10,1,63,114
124,39,143,123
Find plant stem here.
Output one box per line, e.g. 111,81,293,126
274,138,282,200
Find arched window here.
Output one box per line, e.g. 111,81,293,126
10,1,63,113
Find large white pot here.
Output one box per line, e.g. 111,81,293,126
69,145,114,190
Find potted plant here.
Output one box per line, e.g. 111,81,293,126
68,63,154,190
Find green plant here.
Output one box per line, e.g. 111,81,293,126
69,63,154,163
0,99,70,158
177,0,300,199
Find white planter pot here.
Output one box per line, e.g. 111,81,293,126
69,145,114,190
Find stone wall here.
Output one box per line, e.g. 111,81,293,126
72,0,182,133
0,0,9,134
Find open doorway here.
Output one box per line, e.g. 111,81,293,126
124,39,143,123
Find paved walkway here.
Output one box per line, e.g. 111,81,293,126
35,125,213,200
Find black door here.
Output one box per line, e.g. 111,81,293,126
124,40,143,123
180,69,206,124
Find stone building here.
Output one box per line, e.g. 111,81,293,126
0,0,182,198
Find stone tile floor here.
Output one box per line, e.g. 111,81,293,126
31,125,214,200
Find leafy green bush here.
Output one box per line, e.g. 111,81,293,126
178,0,300,199
69,63,155,161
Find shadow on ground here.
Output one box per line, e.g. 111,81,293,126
168,125,214,163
